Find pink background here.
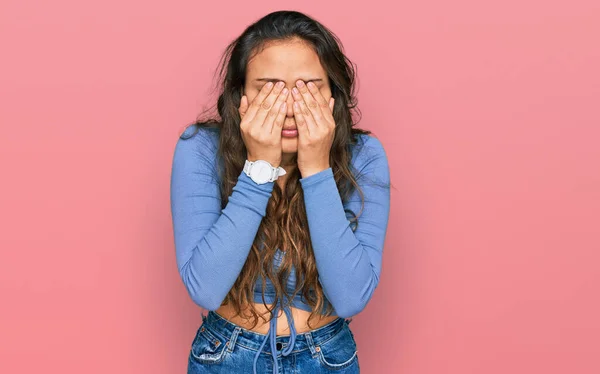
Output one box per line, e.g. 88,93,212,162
1,0,599,373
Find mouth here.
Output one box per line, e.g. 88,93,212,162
281,128,298,137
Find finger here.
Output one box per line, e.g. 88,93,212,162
253,81,286,126
291,86,317,135
297,98,319,136
329,97,334,113
306,81,335,125
295,80,326,127
306,81,329,108
263,87,289,133
272,101,287,137
293,101,310,139
243,81,275,122
239,95,248,118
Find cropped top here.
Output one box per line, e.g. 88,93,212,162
169,124,391,374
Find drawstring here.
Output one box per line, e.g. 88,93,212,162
281,305,297,355
252,301,297,374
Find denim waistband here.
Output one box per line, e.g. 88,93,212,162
202,309,348,355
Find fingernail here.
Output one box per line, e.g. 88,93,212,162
292,87,299,95
266,82,274,88
296,80,305,87
294,102,300,110
307,82,315,89
276,81,284,88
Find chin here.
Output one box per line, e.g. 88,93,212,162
281,137,298,155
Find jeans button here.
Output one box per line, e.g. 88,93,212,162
276,342,283,350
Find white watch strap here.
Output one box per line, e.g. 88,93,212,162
270,164,286,182
243,159,252,175
244,160,286,182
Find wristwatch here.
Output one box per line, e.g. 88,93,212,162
243,159,287,184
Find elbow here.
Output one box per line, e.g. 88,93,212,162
333,298,369,319
180,263,224,311
322,274,379,318
333,283,378,318
188,290,223,311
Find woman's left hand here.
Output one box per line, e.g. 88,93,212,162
291,80,336,178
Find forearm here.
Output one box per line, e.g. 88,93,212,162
176,171,274,310
300,168,382,317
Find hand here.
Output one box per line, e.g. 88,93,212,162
291,80,335,178
238,81,290,167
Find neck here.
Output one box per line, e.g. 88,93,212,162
280,153,296,168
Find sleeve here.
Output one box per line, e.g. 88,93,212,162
169,127,275,310
299,135,391,318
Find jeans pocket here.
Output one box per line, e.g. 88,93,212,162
190,324,229,365
316,323,358,370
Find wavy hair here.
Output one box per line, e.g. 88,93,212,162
180,10,370,329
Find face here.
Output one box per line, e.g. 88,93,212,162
243,39,332,155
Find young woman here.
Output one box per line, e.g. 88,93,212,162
170,10,391,374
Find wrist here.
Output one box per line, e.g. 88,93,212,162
247,154,281,168
299,165,330,178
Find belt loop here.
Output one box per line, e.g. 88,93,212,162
227,326,241,353
304,332,318,358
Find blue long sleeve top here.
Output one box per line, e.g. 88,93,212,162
170,125,390,374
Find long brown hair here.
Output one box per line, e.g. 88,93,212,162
181,10,371,329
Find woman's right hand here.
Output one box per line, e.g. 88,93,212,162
238,81,289,167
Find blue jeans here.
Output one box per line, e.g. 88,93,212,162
188,310,360,373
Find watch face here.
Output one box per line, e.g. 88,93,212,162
251,161,272,184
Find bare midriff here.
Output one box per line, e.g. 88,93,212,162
215,302,338,336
